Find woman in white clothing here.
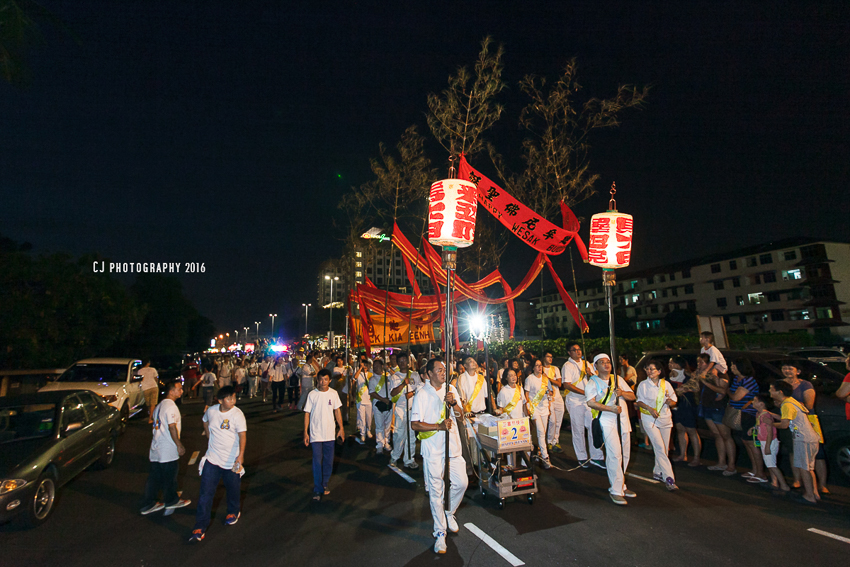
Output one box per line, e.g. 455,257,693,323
635,359,679,490
495,369,527,419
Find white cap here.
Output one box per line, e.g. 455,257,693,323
593,353,611,365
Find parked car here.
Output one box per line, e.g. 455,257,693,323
635,350,850,482
39,358,144,431
0,390,120,527
786,347,847,373
0,369,66,397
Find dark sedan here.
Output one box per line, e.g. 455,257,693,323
0,390,120,527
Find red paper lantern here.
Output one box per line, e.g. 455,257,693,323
587,211,633,269
427,178,477,248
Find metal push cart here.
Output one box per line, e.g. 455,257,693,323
473,416,538,509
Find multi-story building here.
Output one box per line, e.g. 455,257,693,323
533,238,849,341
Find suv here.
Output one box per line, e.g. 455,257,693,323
635,350,850,483
39,358,144,431
786,347,847,373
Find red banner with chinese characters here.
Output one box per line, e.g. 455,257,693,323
459,155,586,256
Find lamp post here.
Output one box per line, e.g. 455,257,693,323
325,275,339,347
243,327,249,344
269,314,277,339
254,321,260,341
302,303,311,336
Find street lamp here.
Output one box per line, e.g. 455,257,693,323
243,327,249,343
235,329,239,343
325,275,339,347
269,314,277,339
302,303,311,336
254,321,261,341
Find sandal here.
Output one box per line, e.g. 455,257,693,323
323,489,330,495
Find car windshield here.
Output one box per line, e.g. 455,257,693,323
0,404,57,444
57,364,126,383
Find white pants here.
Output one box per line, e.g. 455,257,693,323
373,404,392,449
423,451,467,537
601,418,631,496
356,402,373,438
297,387,313,411
547,394,566,445
566,401,604,461
391,407,417,464
532,410,550,460
641,416,674,482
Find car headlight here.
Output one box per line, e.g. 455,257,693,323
100,395,119,403
0,479,28,494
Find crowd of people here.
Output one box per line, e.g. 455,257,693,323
138,332,850,552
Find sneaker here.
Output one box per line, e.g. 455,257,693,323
224,512,240,526
590,459,606,470
653,472,664,482
547,443,554,452
355,437,365,445
166,498,191,510
610,494,628,506
434,532,447,554
541,458,552,469
405,461,420,470
140,502,165,515
553,443,563,453
445,512,459,533
580,460,591,469
623,489,637,498
188,529,205,542
665,478,679,491
312,493,321,502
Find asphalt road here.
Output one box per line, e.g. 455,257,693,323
3,396,850,567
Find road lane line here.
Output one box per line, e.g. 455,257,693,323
464,522,525,566
627,473,661,484
808,528,850,545
188,451,200,465
388,464,416,484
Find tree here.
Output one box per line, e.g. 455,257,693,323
0,0,76,86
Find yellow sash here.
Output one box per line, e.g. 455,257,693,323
373,372,387,395
528,374,550,417
463,372,485,413
417,400,446,440
590,376,614,419
639,379,667,415
392,370,411,404
502,386,522,415
355,372,371,403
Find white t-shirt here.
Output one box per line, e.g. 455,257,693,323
701,345,728,374
300,363,317,390
138,367,159,391
458,371,487,413
203,405,247,469
561,358,594,407
233,367,246,384
150,398,181,463
200,372,216,388
270,362,286,382
496,385,524,419
304,388,342,443
259,360,272,380
524,374,550,415
333,366,351,393
636,378,678,428
584,374,632,432
390,370,422,411
410,382,462,459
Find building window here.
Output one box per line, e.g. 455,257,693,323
711,263,721,273
816,307,834,319
356,251,362,258
752,274,761,285
747,257,757,267
732,277,741,288
770,310,785,321
789,309,811,321
659,274,666,282
647,290,657,299
646,277,654,285
635,307,642,315
684,284,694,294
682,269,691,278
366,267,373,274
767,292,780,302
784,250,797,261
632,294,640,303
650,305,659,314
729,260,737,270
355,261,362,268
355,271,362,278
672,287,679,297
759,253,773,265
723,315,731,324
714,281,724,290
736,295,744,306
662,289,668,298
763,271,777,283
629,280,638,289
717,297,727,308
748,292,764,305
669,273,676,281
785,268,803,280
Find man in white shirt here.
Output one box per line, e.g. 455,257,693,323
457,357,487,471
303,369,345,501
561,343,604,468
542,352,565,453
411,358,467,555
369,359,393,454
190,386,247,542
233,360,247,400
389,353,422,469
137,360,159,424
353,359,374,443
247,357,260,398
297,354,319,411
218,356,232,388
585,353,636,505
141,380,190,515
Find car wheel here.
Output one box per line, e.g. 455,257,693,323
23,473,57,527
96,435,116,469
831,440,850,482
118,403,129,433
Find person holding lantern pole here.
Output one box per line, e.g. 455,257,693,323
369,359,393,454
586,353,636,505
561,343,605,468
389,353,422,469
458,357,486,472
542,352,565,454
411,357,466,555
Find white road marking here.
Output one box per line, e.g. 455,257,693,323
388,464,416,484
627,473,661,484
808,528,850,545
464,522,525,566
188,451,200,465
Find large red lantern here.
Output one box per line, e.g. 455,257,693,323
427,178,477,248
587,210,633,269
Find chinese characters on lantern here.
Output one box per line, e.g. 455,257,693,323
427,179,478,247
587,211,633,268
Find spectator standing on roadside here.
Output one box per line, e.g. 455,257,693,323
298,354,319,411
770,380,819,504
635,359,678,491
783,361,829,495
728,358,764,483
183,362,200,399
699,331,728,376
332,356,351,426
618,354,637,387
141,380,191,516
190,386,247,542
259,355,272,403
303,369,345,501
287,356,300,410
561,344,604,468
669,356,702,466
696,353,733,473
137,360,160,424
750,393,789,492
837,356,850,421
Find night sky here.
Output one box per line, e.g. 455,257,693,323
1,1,847,337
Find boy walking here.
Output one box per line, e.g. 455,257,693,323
303,369,345,501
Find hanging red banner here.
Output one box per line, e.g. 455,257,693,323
459,155,584,256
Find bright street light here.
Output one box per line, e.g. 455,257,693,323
269,314,277,338
254,321,261,341
302,303,311,335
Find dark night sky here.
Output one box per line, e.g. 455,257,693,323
1,1,848,337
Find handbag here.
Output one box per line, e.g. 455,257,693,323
722,405,742,431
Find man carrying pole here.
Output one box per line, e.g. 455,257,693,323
390,352,421,469
411,357,467,554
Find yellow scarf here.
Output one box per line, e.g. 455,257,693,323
639,379,667,415
464,371,485,413
502,385,522,415
355,372,371,403
528,374,550,417
417,398,447,441
392,370,411,404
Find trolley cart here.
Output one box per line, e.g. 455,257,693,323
474,416,538,510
